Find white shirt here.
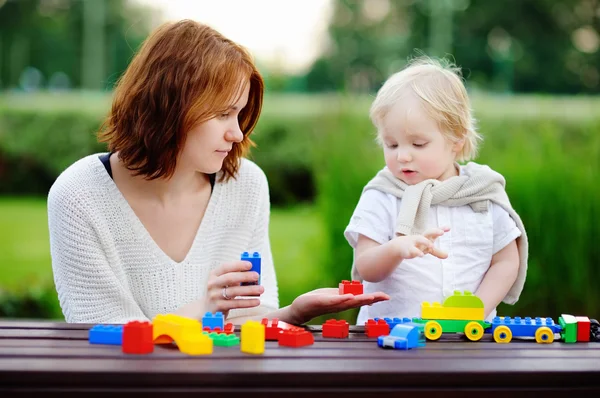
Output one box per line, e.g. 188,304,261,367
344,166,521,325
48,154,279,323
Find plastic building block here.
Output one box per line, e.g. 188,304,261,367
559,314,578,343
421,290,484,321
241,251,261,286
378,323,426,350
89,325,123,345
322,319,349,338
122,321,154,354
152,314,213,355
575,316,591,342
202,312,225,331
223,323,235,335
279,327,315,347
206,332,240,347
490,316,560,344
590,319,600,342
241,320,265,354
375,317,414,331
261,318,283,341
365,319,390,338
338,280,363,295
412,318,490,341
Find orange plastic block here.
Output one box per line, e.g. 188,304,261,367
575,316,591,342
279,327,315,347
339,280,363,295
122,321,154,354
365,319,390,338
322,319,349,338
261,318,283,341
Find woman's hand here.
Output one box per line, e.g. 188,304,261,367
204,260,264,318
288,288,390,325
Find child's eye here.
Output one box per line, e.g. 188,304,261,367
386,143,398,149
219,113,230,119
413,142,427,148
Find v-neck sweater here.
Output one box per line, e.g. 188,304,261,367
47,153,279,323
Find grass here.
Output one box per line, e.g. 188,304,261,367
0,197,53,288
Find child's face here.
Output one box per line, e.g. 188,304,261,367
379,93,463,185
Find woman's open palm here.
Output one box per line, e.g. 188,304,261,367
289,288,390,324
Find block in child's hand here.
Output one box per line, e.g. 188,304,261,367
241,251,261,286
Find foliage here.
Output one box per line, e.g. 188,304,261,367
306,0,600,94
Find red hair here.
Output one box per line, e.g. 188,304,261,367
98,20,264,181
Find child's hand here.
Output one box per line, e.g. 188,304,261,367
393,227,450,260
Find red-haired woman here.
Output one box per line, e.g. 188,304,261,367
48,20,388,324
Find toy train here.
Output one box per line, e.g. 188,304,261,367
371,290,599,349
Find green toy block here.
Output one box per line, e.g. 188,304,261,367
443,290,484,308
559,314,577,343
413,319,490,334
208,332,240,347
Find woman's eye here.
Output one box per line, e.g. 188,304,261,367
220,113,230,119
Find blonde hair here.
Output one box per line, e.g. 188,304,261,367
370,56,482,162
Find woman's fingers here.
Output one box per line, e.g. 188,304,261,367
219,298,261,311
212,260,252,277
222,284,264,299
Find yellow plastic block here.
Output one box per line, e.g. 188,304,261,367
241,320,265,355
152,314,212,355
178,332,213,355
421,302,484,321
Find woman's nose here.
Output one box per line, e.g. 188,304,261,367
226,123,244,143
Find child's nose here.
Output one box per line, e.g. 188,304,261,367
397,150,412,162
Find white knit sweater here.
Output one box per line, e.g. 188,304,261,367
47,154,279,324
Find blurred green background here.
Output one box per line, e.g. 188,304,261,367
0,0,599,324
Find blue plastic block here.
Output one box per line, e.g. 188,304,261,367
202,311,225,330
491,316,562,338
375,317,413,330
89,325,123,345
241,251,261,286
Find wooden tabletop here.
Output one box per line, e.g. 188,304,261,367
1,319,600,396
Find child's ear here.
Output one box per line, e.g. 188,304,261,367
453,138,465,153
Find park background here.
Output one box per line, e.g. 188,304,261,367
0,0,598,324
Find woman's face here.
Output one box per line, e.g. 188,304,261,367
179,82,250,175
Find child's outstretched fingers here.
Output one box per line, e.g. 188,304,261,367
429,246,449,259
423,227,448,241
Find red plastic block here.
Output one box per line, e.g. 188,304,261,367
365,319,390,338
339,280,364,295
223,323,234,335
575,316,591,342
122,321,154,354
278,327,315,347
322,319,349,338
261,318,283,341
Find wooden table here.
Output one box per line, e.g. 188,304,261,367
1,319,599,396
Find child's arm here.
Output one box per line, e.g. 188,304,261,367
354,228,449,283
475,239,520,318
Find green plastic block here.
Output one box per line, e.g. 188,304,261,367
443,290,484,308
208,332,240,347
559,314,577,343
414,319,490,334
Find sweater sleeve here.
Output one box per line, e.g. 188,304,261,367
48,180,148,324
